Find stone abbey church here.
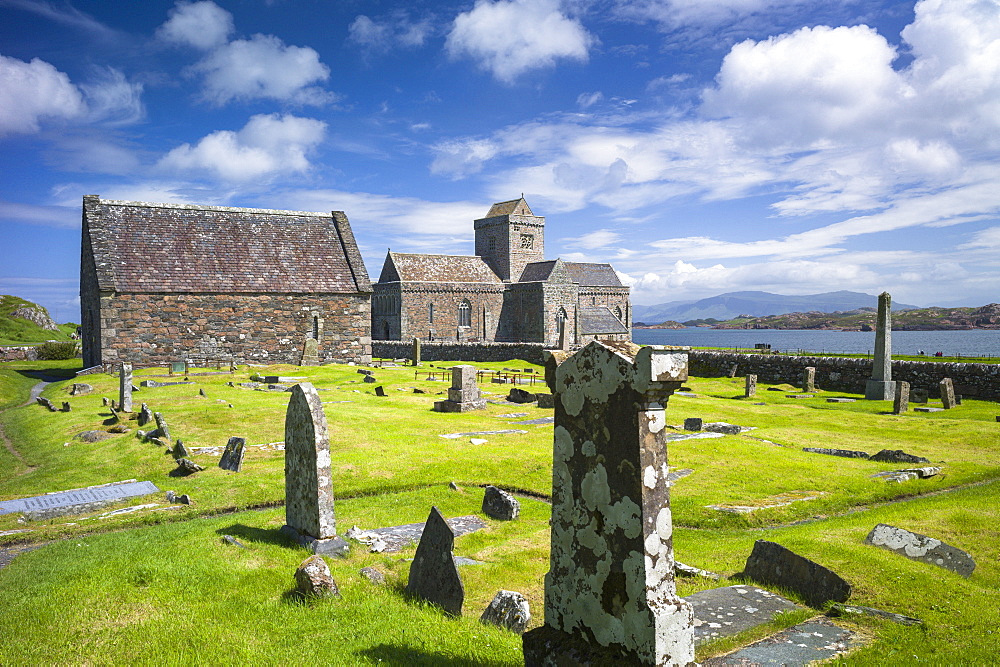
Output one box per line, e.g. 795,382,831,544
80,195,630,368
372,197,631,346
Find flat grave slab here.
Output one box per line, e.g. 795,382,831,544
439,430,528,439
704,617,858,665
827,398,857,403
684,585,801,644
512,416,554,425
664,431,724,443
0,480,160,518
496,413,529,419
914,407,945,413
346,515,487,553
787,394,815,399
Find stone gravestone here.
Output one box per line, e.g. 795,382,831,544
522,341,695,666
281,383,348,557
218,436,246,472
433,365,486,412
138,403,153,427
745,374,757,398
482,485,520,520
119,363,133,413
300,338,319,366
893,381,910,414
481,590,531,634
865,524,975,577
153,412,171,442
865,292,897,400
939,378,956,409
405,506,464,616
413,337,421,366
802,367,816,392
741,540,851,608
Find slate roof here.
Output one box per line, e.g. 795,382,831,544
83,197,371,294
518,260,557,282
485,197,533,217
565,262,623,287
379,252,502,283
579,307,630,335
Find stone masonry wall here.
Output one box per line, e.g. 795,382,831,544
90,292,370,367
373,340,547,364
689,350,1000,400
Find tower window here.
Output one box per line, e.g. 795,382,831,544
520,234,533,249
488,236,497,252
458,300,471,327
429,303,435,324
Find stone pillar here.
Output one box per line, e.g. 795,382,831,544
745,374,757,398
433,365,486,412
940,378,956,409
865,292,897,400
522,341,694,666
802,367,816,392
558,321,568,351
893,381,910,414
283,383,336,540
119,363,133,413
412,337,421,366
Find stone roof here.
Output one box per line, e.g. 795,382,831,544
485,197,533,217
379,252,502,283
518,260,557,282
579,306,630,335
82,197,371,294
565,262,623,287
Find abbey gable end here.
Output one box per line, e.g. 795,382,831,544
80,196,372,368
371,198,631,346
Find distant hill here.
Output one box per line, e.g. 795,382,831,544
0,295,76,345
632,291,920,324
711,304,1000,331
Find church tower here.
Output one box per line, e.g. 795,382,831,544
474,197,545,282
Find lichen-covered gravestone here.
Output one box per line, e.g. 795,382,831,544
119,363,133,413
405,506,464,616
218,436,246,472
522,341,695,666
893,381,910,415
802,367,816,393
745,374,757,398
939,378,956,409
281,383,348,557
865,523,975,577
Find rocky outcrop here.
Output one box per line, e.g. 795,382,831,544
10,306,59,330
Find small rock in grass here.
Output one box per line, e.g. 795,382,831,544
295,555,341,599
480,590,531,633
482,485,520,521
360,566,386,585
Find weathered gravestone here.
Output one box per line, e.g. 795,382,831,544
865,524,975,577
683,417,703,431
893,381,910,414
482,485,520,520
522,341,695,666
865,291,897,400
433,365,486,412
481,590,531,634
71,383,93,396
300,338,319,366
137,403,153,427
281,383,348,557
218,436,246,472
153,412,171,442
939,378,956,409
119,363,133,413
741,540,851,608
294,555,340,599
413,337,421,366
405,506,464,616
744,374,757,398
802,367,816,393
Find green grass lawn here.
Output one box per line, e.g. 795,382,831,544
1,358,998,663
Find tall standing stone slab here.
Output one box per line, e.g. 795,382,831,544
745,374,757,398
865,292,897,400
406,506,464,616
523,341,695,666
802,367,816,393
939,378,956,409
219,436,247,472
893,381,910,415
412,337,421,366
119,363,133,413
284,383,336,541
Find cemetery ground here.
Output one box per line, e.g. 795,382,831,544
0,359,998,664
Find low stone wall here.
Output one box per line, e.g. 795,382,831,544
0,346,37,362
373,341,548,364
688,351,1000,400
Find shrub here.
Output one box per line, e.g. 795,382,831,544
36,341,79,360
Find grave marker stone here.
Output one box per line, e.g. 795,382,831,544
413,337,421,366
138,403,153,426
683,417,703,431
153,412,171,442
433,365,486,412
893,381,910,414
482,485,520,520
219,436,246,472
119,363,133,412
741,540,851,608
406,506,464,616
802,366,816,392
481,590,531,634
865,291,897,400
939,378,956,409
522,341,694,666
745,374,757,398
865,523,975,577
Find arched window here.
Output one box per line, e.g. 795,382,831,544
383,321,390,340
458,300,471,327
556,307,568,333
312,314,320,339
614,306,623,322
429,303,435,324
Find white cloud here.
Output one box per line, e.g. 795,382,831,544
567,228,622,249
430,137,500,178
156,1,234,50
959,226,1000,250
79,67,145,126
446,0,594,83
158,113,326,181
192,34,332,106
0,54,85,135
577,91,603,108
348,13,432,56
0,201,78,228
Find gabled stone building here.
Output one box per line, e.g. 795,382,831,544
372,198,630,346
81,196,372,367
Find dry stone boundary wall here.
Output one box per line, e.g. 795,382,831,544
688,350,1000,400
373,340,547,364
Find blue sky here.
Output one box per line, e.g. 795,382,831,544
2,0,999,323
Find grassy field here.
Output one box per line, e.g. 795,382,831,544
1,357,998,664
